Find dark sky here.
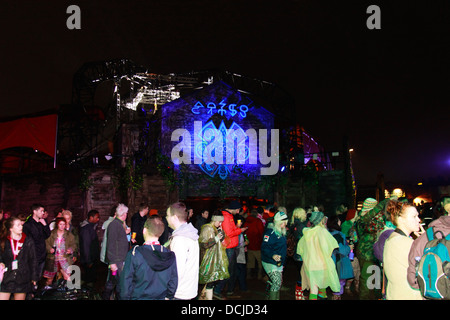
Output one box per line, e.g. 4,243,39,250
1,0,449,185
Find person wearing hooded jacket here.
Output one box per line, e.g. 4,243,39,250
407,202,450,292
297,211,340,300
166,202,199,300
120,215,178,300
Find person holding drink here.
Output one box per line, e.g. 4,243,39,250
130,203,149,246
213,200,247,299
42,217,77,288
198,211,229,300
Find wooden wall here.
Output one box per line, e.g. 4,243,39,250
0,170,84,225
0,168,176,240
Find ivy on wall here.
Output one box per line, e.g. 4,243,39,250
155,149,289,200
114,158,144,200
79,168,94,192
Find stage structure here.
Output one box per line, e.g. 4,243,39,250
58,59,303,170
55,59,350,203
0,58,354,227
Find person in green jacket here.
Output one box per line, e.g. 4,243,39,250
354,198,391,300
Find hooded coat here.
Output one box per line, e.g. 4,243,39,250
119,244,178,300
297,225,340,292
167,222,199,300
407,216,450,289
221,210,242,249
198,223,229,284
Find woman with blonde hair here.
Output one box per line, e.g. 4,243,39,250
62,209,79,261
290,207,307,225
261,211,289,300
289,207,308,299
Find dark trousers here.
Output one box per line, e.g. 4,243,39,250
102,262,123,300
214,247,237,294
295,260,303,285
81,262,98,285
236,263,247,291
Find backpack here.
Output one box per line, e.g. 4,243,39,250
416,227,450,299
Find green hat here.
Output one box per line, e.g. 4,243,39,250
309,211,324,226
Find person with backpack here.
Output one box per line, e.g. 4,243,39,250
383,200,424,300
407,199,450,299
327,215,354,300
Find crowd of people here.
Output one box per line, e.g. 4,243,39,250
0,195,449,300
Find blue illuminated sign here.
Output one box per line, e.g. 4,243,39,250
191,100,249,118
195,120,249,180
162,82,278,184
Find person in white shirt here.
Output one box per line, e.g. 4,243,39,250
166,202,199,300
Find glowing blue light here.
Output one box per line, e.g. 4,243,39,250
281,166,286,172
195,120,249,180
191,100,249,118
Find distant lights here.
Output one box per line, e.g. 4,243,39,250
392,188,404,198
414,197,427,205
385,188,405,198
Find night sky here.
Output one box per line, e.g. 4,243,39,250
1,0,449,186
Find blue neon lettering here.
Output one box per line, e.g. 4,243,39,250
191,100,251,118
207,102,216,114
228,104,237,116
191,101,205,114
239,105,248,118
217,100,227,116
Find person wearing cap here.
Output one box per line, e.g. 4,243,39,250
297,211,340,300
261,210,288,300
198,211,229,300
354,197,390,300
213,200,248,299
